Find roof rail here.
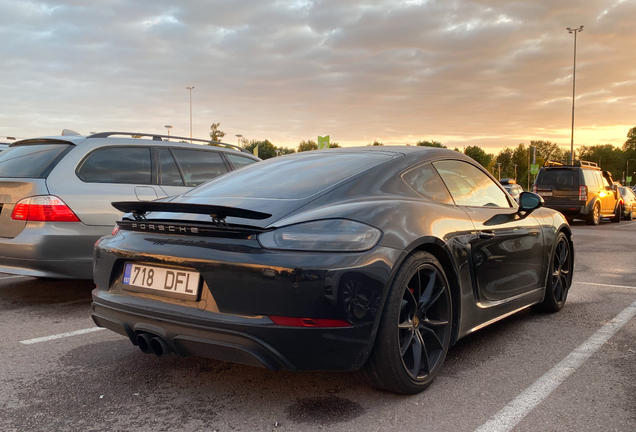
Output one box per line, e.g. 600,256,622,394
543,159,599,169
86,132,252,154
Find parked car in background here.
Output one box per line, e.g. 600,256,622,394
92,146,573,395
618,187,636,221
500,178,524,203
533,160,621,225
0,132,260,279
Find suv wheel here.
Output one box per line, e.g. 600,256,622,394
611,205,621,223
627,208,634,221
586,203,600,225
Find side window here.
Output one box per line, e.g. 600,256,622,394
433,160,511,208
596,172,610,189
402,163,453,204
171,149,228,187
77,147,151,184
159,149,184,186
583,170,597,190
226,154,258,170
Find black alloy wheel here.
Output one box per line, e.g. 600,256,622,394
538,232,572,312
586,203,600,225
358,252,452,394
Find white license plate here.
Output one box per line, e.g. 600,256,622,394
123,263,200,297
538,191,553,197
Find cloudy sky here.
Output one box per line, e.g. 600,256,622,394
1,0,635,152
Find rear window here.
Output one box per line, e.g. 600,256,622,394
536,169,580,191
186,151,394,199
0,144,70,178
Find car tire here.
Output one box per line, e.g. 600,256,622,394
537,232,572,313
357,251,452,394
627,209,634,221
586,203,600,225
611,205,621,223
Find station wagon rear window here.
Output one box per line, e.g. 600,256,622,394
0,144,70,178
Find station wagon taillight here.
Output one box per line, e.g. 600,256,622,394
532,185,537,193
578,185,588,201
11,196,80,222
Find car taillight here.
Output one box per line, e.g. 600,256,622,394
532,185,537,193
578,185,588,201
11,196,80,222
268,316,352,328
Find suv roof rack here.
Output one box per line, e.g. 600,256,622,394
543,159,599,169
86,132,252,154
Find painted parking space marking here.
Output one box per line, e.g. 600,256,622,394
474,296,636,432
575,281,636,290
0,275,31,281
20,327,105,345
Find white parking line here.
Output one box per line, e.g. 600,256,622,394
20,327,105,345
0,275,31,281
575,281,636,290
474,297,636,432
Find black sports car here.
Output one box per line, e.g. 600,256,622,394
92,147,574,394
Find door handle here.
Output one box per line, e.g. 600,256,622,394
478,231,496,239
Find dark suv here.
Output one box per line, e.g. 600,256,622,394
533,160,621,225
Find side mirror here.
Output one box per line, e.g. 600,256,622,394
518,192,544,213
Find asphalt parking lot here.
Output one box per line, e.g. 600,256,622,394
1,220,635,432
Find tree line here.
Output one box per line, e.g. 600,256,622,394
208,123,636,188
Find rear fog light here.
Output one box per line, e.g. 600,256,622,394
269,316,352,328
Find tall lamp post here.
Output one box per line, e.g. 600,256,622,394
566,26,583,164
627,159,635,186
513,164,518,182
186,86,194,142
496,163,502,181
164,125,173,139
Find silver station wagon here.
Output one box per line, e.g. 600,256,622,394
0,132,259,279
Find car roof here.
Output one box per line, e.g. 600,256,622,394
10,132,257,157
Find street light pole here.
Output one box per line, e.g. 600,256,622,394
186,86,194,142
496,163,501,180
164,125,173,140
235,134,243,146
566,26,583,164
513,164,518,182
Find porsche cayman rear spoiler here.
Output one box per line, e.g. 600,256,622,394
112,201,272,220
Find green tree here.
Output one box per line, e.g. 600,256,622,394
244,140,276,160
298,140,318,152
416,140,446,148
494,147,514,180
209,123,226,143
512,144,530,189
329,142,341,148
369,140,383,146
578,144,625,181
529,140,565,165
464,146,493,168
276,146,295,156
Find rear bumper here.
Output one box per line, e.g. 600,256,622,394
542,204,586,217
0,222,109,279
92,290,376,371
92,232,404,370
